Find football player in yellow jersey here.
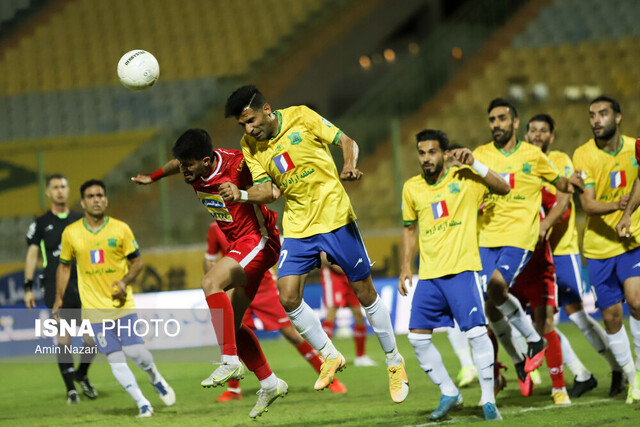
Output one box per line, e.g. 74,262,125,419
527,114,622,398
399,129,509,421
221,85,409,403
53,180,175,417
474,99,581,385
573,96,640,403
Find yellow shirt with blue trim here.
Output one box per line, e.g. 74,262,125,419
572,135,640,259
241,105,356,238
473,140,560,251
60,216,139,319
544,150,580,255
402,166,488,280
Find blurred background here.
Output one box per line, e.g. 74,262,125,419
1,0,639,297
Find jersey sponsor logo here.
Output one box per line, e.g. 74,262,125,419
522,162,531,174
610,171,626,189
45,224,54,231
90,249,104,264
431,200,449,219
288,131,302,145
500,173,515,188
448,183,460,194
198,192,232,222
108,238,117,248
273,152,296,174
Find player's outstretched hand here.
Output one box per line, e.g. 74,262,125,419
616,213,632,238
219,181,240,202
24,291,36,311
449,148,474,165
340,167,363,181
131,174,153,185
398,270,413,296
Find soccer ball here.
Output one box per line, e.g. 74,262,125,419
117,49,160,91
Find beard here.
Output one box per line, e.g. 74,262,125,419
492,126,513,144
593,122,616,140
422,162,443,180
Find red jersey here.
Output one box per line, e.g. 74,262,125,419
191,148,278,243
636,137,640,164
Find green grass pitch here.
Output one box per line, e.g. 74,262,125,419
1,322,639,426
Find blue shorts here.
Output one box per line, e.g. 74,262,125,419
91,313,145,354
409,271,486,332
586,246,640,310
278,221,371,282
554,254,584,307
479,246,532,290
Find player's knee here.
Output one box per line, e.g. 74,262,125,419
279,291,301,312
201,275,225,294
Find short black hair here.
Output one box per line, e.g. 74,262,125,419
416,129,449,151
172,128,214,161
487,98,518,118
46,173,67,187
527,113,555,133
225,85,267,118
80,179,106,198
590,95,621,114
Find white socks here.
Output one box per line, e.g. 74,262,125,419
629,316,640,370
489,317,525,363
107,351,150,408
260,373,278,390
286,301,331,353
466,326,495,405
569,309,618,370
123,344,161,384
607,325,636,383
556,328,591,381
447,325,473,368
497,294,541,342
363,295,398,357
408,332,458,397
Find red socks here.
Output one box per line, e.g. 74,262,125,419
353,325,367,357
206,292,237,356
544,330,565,389
236,324,272,381
296,341,323,373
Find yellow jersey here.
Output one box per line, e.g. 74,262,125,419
544,150,580,255
60,216,139,319
572,135,640,259
474,140,560,251
241,105,356,238
402,166,488,280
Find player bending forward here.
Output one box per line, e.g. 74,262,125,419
133,129,287,417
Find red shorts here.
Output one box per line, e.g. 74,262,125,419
511,241,557,312
321,267,359,308
224,233,280,300
242,270,291,331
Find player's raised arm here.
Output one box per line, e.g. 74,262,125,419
131,158,180,184
449,148,510,195
219,181,281,204
539,190,571,241
337,133,363,181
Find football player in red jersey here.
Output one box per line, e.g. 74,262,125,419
132,128,286,418
204,222,346,401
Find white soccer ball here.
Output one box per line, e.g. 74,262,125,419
117,49,160,91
